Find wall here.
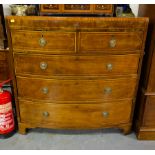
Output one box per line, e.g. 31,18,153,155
3,4,11,16
3,4,139,16
130,4,139,16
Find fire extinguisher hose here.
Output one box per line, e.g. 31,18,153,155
0,78,12,88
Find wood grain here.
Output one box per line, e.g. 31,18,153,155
142,96,155,127
17,76,137,101
19,99,132,129
134,4,155,140
14,54,140,76
0,49,9,82
11,30,76,53
79,32,143,52
6,16,148,32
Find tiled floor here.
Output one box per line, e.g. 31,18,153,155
0,128,155,150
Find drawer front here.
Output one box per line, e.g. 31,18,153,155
40,4,62,13
79,32,143,52
63,4,92,13
17,77,137,101
14,54,140,76
93,4,113,13
19,100,132,128
11,31,76,53
143,96,155,127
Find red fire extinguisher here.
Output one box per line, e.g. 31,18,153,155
0,79,15,138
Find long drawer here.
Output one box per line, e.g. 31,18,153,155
14,54,140,76
79,32,143,52
19,99,132,128
17,77,137,101
11,30,76,53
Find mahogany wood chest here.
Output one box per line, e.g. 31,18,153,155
6,16,148,134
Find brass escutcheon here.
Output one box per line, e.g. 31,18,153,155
104,87,112,94
42,87,49,94
109,38,116,48
42,111,49,117
39,37,47,47
102,112,109,118
106,63,113,71
40,62,48,70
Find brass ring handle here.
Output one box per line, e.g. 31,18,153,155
106,63,113,71
104,87,112,94
102,112,109,118
42,111,49,117
40,62,48,70
109,38,116,48
39,37,47,47
42,87,49,94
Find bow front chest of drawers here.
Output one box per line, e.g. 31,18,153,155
6,16,148,134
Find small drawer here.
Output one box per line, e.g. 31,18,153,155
19,99,132,128
79,32,143,52
93,4,113,14
62,4,92,13
17,77,137,101
40,4,62,13
11,30,76,53
14,54,140,76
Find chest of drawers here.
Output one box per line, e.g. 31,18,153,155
6,16,148,134
40,4,113,15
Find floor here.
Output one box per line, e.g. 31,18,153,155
1,128,155,150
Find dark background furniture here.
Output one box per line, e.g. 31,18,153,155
0,4,9,82
135,4,155,140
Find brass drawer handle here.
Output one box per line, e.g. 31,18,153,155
40,62,48,70
42,111,49,117
42,87,49,94
109,38,116,48
39,37,47,47
102,112,109,118
106,63,113,71
104,87,112,94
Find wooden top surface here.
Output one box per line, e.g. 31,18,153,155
5,16,149,31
